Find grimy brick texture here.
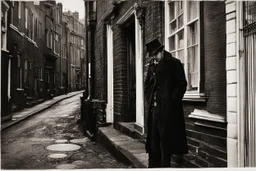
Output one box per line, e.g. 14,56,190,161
94,1,164,123
94,1,227,167
203,1,227,115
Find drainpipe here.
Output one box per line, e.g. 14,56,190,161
84,0,89,99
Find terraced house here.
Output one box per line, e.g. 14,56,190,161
1,1,85,122
84,0,256,167
63,11,85,92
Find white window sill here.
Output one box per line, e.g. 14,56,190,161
183,93,206,102
188,109,226,123
1,49,9,53
16,88,24,91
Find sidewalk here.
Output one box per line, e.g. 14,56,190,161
1,90,84,131
97,125,201,168
98,126,148,168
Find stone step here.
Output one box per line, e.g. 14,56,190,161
97,125,147,168
98,125,201,168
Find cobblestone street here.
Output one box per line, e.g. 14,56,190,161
1,94,131,169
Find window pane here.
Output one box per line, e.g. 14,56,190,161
177,50,184,64
244,1,256,25
188,45,199,91
169,36,175,51
171,52,175,57
169,2,175,21
188,1,198,22
178,14,184,29
177,30,184,49
176,1,183,16
188,21,198,46
170,20,177,33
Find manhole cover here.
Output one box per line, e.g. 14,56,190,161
70,138,88,144
48,153,67,159
72,160,86,166
46,144,81,152
55,139,68,143
56,164,76,169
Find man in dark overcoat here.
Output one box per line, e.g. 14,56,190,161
144,38,188,168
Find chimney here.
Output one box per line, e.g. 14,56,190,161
73,12,79,20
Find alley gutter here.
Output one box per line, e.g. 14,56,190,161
1,91,84,131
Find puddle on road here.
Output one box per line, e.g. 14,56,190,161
48,153,67,159
70,138,88,145
29,138,55,142
72,160,89,168
68,116,75,119
46,144,81,152
59,115,69,118
55,139,68,143
56,163,76,169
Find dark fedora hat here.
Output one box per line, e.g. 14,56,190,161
146,38,164,56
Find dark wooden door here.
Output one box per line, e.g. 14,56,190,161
126,22,136,121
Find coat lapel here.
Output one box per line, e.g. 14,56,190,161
156,51,170,75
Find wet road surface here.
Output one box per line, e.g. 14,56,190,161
1,94,130,169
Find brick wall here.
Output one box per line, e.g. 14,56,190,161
95,1,164,124
203,1,227,115
181,1,228,167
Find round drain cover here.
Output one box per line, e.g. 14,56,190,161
46,144,81,152
72,160,86,165
48,153,67,159
56,164,76,169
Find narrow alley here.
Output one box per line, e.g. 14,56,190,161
1,94,130,169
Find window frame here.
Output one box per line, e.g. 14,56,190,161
32,13,35,40
18,1,21,19
17,54,23,88
165,0,202,96
25,7,28,29
1,1,9,51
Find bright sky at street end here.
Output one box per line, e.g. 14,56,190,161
56,0,85,20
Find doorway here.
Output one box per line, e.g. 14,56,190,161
125,20,136,121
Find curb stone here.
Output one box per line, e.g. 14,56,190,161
1,91,83,131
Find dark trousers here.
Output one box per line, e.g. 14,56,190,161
148,119,171,168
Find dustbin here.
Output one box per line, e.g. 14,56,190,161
16,89,25,110
81,99,96,141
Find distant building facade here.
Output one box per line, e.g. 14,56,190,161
63,11,85,92
1,1,85,120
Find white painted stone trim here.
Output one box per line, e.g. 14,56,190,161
116,5,135,25
188,109,226,123
106,24,114,123
236,1,246,167
10,24,38,47
134,11,144,134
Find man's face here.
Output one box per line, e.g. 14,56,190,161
154,50,162,61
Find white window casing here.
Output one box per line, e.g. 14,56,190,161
165,0,201,97
18,1,21,19
25,7,28,29
1,1,9,51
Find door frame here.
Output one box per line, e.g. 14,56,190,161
106,24,114,123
